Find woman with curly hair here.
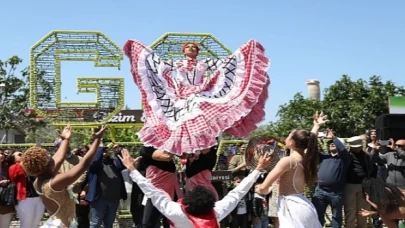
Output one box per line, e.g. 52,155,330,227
254,112,328,228
20,125,107,228
359,178,405,228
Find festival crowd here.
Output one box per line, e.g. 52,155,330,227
0,38,404,228
0,113,404,228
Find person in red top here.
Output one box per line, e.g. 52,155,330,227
8,150,45,228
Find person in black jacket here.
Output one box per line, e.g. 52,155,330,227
252,181,269,228
229,176,253,228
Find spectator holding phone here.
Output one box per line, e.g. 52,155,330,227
371,138,405,189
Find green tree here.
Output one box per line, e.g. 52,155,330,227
255,93,322,138
323,75,405,137
249,122,281,138
0,56,53,135
253,75,405,138
114,128,141,142
25,125,58,144
69,129,93,149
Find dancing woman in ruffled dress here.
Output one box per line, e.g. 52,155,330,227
255,112,328,228
123,39,270,155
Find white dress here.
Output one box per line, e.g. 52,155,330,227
276,158,322,228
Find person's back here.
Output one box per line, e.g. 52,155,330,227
22,125,106,228
278,156,305,196
36,178,77,227
255,111,328,228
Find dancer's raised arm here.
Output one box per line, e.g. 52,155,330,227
311,111,329,134
256,112,328,195
50,124,72,174
50,126,107,191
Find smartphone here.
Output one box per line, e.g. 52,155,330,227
380,140,389,146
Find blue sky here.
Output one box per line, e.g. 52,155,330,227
1,0,405,122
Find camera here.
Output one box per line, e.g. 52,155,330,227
379,140,389,146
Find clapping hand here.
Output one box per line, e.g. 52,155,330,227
59,124,72,140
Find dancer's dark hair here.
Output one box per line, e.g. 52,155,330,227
362,178,404,214
290,129,319,187
183,185,216,215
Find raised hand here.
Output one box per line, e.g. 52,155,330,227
118,149,142,171
59,124,72,140
256,152,272,172
91,125,107,139
388,138,395,150
313,111,329,126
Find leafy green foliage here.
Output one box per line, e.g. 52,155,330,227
0,56,53,132
114,128,141,142
25,125,58,145
251,93,322,138
323,75,405,137
252,75,405,138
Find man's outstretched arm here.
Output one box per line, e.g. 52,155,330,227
129,169,187,223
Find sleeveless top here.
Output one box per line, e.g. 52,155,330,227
36,179,77,227
278,157,304,196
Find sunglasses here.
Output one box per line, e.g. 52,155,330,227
15,153,22,156
396,144,405,147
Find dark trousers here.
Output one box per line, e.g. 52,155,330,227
312,187,344,228
89,199,120,228
131,182,145,227
230,214,248,228
76,204,90,228
142,199,169,228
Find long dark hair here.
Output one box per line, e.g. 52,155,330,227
362,178,404,214
291,129,319,187
0,151,9,179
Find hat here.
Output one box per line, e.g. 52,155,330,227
245,135,284,172
347,136,363,148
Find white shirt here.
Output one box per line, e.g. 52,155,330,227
237,198,247,214
129,169,261,228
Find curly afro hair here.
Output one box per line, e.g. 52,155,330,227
183,185,216,216
21,147,50,177
362,178,405,214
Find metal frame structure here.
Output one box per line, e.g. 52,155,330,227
150,32,232,61
29,30,124,126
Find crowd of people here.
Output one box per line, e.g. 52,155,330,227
0,113,403,228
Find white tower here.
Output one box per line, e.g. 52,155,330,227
305,79,321,101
